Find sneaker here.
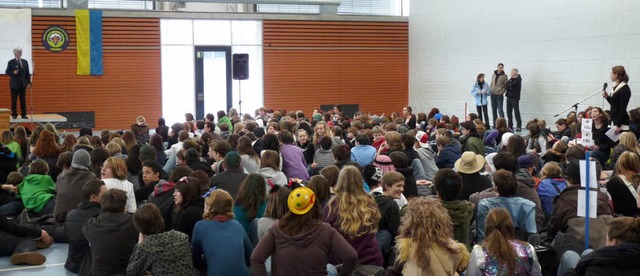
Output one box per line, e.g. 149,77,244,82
10,252,46,265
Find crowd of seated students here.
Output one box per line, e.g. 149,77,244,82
0,105,639,275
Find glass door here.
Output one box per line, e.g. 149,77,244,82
194,46,232,119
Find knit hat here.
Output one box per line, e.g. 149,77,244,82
363,165,383,186
454,151,485,174
415,131,430,148
373,155,395,173
501,132,515,148
518,154,535,169
434,113,443,121
224,151,241,169
71,149,91,169
312,114,323,121
288,187,316,215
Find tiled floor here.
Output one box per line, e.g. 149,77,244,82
0,243,74,275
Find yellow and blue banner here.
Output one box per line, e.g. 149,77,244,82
75,10,103,76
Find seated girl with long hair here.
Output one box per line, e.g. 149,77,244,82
323,166,383,266
467,208,541,275
394,197,469,275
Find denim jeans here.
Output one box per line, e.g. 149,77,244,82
376,229,393,265
0,200,24,216
557,249,593,276
0,232,36,257
490,95,504,127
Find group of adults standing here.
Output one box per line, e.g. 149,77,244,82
471,63,523,131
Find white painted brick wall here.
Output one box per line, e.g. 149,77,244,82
410,0,640,125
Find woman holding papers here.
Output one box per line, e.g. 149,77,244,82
603,65,631,135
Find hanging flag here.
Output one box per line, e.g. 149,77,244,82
75,10,103,76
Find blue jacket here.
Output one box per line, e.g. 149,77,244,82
192,219,252,276
471,81,491,106
537,178,567,216
476,197,537,242
350,145,377,167
435,143,461,169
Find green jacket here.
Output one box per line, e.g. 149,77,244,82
461,136,485,156
441,200,473,250
5,141,21,159
17,174,55,213
218,116,233,133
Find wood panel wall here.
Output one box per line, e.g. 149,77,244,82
263,20,408,116
0,16,160,130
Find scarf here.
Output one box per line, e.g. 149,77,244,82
612,82,627,95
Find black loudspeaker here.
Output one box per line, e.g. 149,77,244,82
233,53,249,80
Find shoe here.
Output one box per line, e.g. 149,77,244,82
516,128,522,132
21,115,28,119
11,115,17,119
10,252,46,265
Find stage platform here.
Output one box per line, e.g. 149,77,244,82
9,114,67,127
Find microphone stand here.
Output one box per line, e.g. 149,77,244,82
553,89,604,118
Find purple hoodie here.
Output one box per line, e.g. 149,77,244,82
280,144,309,180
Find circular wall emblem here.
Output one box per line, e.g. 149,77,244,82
42,26,70,52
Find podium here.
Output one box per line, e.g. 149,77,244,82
0,109,10,131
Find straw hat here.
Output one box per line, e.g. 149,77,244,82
454,151,486,174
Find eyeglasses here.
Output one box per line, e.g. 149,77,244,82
202,186,217,198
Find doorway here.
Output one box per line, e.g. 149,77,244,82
194,46,232,120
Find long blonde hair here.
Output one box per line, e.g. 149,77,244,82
313,121,333,145
326,166,380,238
396,198,463,273
619,132,640,153
615,151,640,189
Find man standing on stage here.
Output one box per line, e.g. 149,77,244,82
5,47,30,119
506,68,522,131
490,63,507,127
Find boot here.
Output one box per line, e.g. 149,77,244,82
10,252,46,265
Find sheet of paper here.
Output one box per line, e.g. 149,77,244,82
606,128,620,142
579,160,598,188
577,190,598,218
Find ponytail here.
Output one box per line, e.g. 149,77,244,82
483,208,518,275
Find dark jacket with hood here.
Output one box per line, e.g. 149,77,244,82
64,201,101,273
442,200,473,248
457,172,493,201
547,185,612,241
396,166,418,198
435,142,461,169
514,169,545,230
83,212,138,276
374,194,400,236
297,140,315,166
210,168,248,199
147,179,175,231
250,223,358,276
53,166,97,223
569,243,640,276
506,74,522,100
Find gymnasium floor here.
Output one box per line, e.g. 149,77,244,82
0,243,72,275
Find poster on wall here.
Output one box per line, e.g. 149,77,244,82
0,8,32,75
42,26,70,52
